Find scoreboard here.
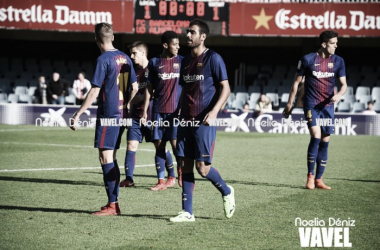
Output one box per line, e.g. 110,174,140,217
135,0,229,36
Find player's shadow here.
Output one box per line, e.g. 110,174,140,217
0,176,102,186
328,177,380,183
227,179,304,189
0,205,90,214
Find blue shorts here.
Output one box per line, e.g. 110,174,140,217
127,119,152,143
152,112,178,141
176,124,216,164
94,120,125,150
304,105,335,135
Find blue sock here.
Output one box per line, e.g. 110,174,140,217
114,160,120,200
316,141,329,179
205,167,231,196
165,151,175,178
182,173,195,215
125,151,136,182
101,162,118,203
307,137,321,175
155,149,166,179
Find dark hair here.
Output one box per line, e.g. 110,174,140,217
189,19,209,36
129,41,148,56
95,23,113,43
368,101,374,105
79,71,86,78
161,31,179,45
319,30,338,44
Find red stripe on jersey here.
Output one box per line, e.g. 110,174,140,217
100,126,107,148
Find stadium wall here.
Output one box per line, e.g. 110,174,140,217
1,104,379,136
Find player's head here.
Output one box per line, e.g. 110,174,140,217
186,19,209,48
38,76,45,83
94,23,114,44
78,72,85,80
52,72,60,82
161,31,180,57
319,30,338,56
129,41,148,66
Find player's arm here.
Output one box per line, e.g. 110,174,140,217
70,86,100,131
128,81,138,109
331,77,347,103
203,80,230,125
141,83,153,123
283,75,303,118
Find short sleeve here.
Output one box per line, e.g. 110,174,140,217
211,53,228,83
91,57,107,88
296,56,308,76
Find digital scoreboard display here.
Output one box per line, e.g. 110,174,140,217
135,0,229,36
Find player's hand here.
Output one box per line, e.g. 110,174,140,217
331,94,342,103
141,112,148,126
282,104,292,119
69,114,79,131
203,110,217,126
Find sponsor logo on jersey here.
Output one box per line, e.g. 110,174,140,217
138,81,148,89
197,62,203,68
312,71,335,78
328,62,334,68
183,74,204,82
158,72,180,80
314,63,320,66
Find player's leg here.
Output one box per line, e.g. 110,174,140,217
170,126,195,222
151,139,167,190
315,134,331,189
93,148,120,216
163,139,177,188
120,140,139,187
194,125,235,219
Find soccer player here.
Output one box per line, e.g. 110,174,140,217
120,41,175,188
142,31,183,191
169,19,235,222
69,23,137,215
283,30,347,190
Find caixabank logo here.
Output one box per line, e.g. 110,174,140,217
295,217,355,248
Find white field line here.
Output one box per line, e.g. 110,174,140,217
0,164,161,172
0,141,156,152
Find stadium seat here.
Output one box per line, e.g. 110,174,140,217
355,86,370,101
343,95,356,106
359,95,373,108
267,79,281,88
65,95,76,105
14,86,28,95
260,64,273,74
14,78,29,87
235,92,249,103
10,58,24,72
18,94,33,104
249,92,261,104
347,73,361,87
253,79,265,87
246,64,259,76
373,102,380,113
266,93,279,107
371,87,380,102
282,79,293,88
232,99,245,110
280,93,290,108
352,102,365,113
248,98,257,110
274,64,287,74
271,71,285,80
361,74,378,87
337,102,351,112
248,85,261,94
0,93,7,103
28,86,37,96
263,84,277,94
226,94,235,108
8,93,19,103
277,86,290,97
234,85,246,93
361,65,374,75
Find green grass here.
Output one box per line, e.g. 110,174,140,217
0,124,379,249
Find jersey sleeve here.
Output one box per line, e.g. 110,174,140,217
147,59,156,87
337,57,346,78
296,55,308,76
91,57,107,88
211,53,228,82
128,58,137,84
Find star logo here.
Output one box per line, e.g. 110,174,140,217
252,8,273,30
224,112,250,133
40,107,67,127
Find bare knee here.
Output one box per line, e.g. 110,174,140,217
196,161,211,178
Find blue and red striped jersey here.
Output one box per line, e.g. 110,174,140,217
148,55,182,113
179,49,228,121
131,65,149,120
297,52,346,108
92,50,136,119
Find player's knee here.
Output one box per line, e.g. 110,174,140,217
195,162,208,177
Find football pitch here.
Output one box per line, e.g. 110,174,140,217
0,124,379,250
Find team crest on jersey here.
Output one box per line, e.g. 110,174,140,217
297,60,302,69
328,63,334,68
173,63,179,69
197,63,203,68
